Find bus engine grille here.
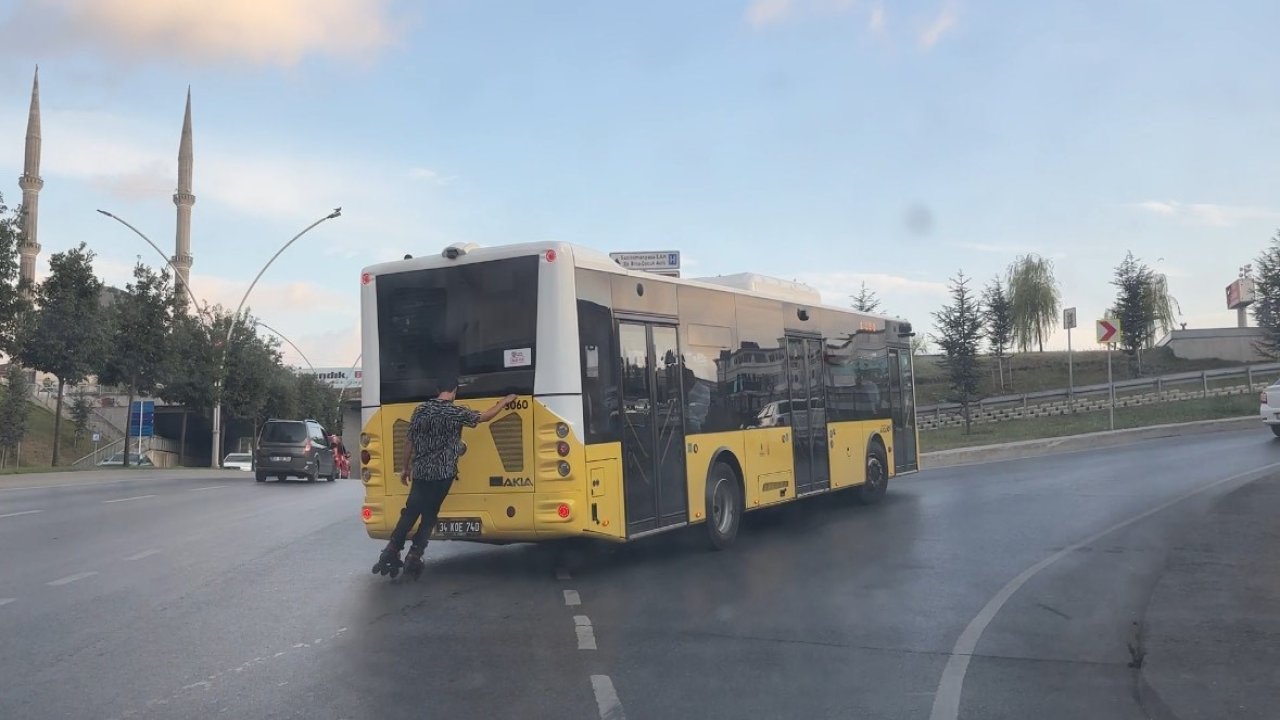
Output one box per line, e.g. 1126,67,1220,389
489,413,524,473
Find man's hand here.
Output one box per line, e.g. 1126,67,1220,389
502,394,518,407
400,469,411,486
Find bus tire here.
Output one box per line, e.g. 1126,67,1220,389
857,445,888,505
705,461,743,550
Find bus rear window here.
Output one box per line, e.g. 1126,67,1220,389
377,256,539,403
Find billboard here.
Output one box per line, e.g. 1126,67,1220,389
127,400,155,438
610,251,680,277
1226,278,1256,309
300,367,362,391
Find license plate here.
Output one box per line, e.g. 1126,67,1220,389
433,518,482,538
270,456,290,462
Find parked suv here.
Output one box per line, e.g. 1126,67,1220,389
254,419,338,483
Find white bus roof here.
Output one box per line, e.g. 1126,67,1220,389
362,242,902,322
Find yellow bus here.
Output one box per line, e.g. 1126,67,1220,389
357,242,918,549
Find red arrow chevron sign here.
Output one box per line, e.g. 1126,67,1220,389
1096,319,1121,344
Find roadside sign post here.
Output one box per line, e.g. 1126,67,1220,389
1064,307,1077,412
92,432,101,465
1097,319,1122,431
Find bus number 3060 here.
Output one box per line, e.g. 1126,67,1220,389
503,399,530,411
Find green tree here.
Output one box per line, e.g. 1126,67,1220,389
850,282,881,313
932,271,984,434
983,277,1014,390
1255,235,1280,358
1112,251,1155,373
70,391,92,448
217,310,283,455
98,262,172,467
0,363,32,468
159,308,219,465
1007,254,1061,352
16,243,106,465
295,372,340,430
0,193,29,354
260,364,300,426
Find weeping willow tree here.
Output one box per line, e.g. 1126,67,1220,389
1144,273,1181,343
1006,254,1061,352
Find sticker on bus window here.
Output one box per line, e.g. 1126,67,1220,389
504,348,532,368
585,345,599,378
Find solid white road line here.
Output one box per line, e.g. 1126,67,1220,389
928,460,1280,720
103,494,157,504
0,598,15,607
563,589,581,607
591,675,626,720
0,509,42,519
188,485,226,492
124,549,161,561
48,571,99,587
574,615,597,650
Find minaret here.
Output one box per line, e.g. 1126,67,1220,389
17,66,42,296
171,88,194,298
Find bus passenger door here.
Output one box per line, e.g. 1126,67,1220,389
618,321,689,535
787,336,829,494
888,349,919,472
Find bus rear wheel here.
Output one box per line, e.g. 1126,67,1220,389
705,461,742,550
856,446,889,505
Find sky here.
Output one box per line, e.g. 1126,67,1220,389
1,0,1278,367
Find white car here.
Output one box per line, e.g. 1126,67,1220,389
1261,383,1280,437
222,453,254,471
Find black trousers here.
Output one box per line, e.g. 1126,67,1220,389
389,478,453,550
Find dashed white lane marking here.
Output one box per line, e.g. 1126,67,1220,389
928,460,1280,720
189,485,226,492
48,571,98,586
0,598,15,607
591,675,626,720
124,549,161,561
563,589,581,607
555,567,571,580
103,494,157,504
574,615,597,650
0,509,42,519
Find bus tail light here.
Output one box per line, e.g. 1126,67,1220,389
555,422,569,438
361,507,372,521
360,449,371,465
557,461,571,477
557,503,570,519
556,441,570,457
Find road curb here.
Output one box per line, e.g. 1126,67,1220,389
0,468,241,491
921,415,1261,469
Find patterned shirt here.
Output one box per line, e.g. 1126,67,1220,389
407,399,482,482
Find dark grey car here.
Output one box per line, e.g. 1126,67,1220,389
254,419,337,483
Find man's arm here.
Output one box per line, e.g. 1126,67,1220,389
400,432,414,485
476,394,518,423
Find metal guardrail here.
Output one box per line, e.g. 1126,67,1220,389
918,362,1280,415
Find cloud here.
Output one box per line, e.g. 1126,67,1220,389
1134,200,1280,227
745,0,795,27
406,167,452,185
919,2,958,49
953,241,1037,254
868,3,886,33
0,0,397,67
795,270,948,306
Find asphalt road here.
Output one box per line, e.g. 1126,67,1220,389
2,428,1278,720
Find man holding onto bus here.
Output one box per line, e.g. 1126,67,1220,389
373,375,516,580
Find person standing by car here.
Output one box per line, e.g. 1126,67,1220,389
373,375,516,579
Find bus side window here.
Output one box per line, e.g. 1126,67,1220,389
578,298,619,443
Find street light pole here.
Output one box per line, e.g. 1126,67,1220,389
96,209,207,315
253,320,316,374
210,208,341,467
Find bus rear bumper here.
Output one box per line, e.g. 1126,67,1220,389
361,492,590,543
